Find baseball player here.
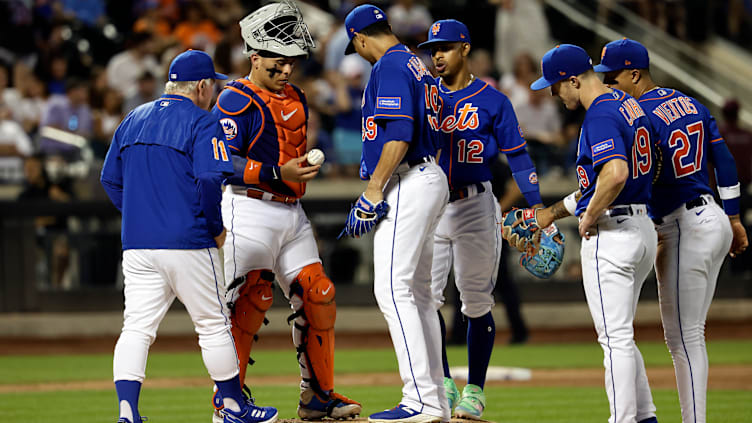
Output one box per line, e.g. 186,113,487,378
519,44,659,423
343,4,450,422
210,1,361,421
417,19,543,420
594,38,749,423
101,50,277,423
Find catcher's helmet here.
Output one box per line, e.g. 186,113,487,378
240,0,314,58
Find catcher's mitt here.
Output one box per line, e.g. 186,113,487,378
501,208,543,253
338,193,389,238
520,223,565,279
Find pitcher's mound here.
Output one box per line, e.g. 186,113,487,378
278,419,494,423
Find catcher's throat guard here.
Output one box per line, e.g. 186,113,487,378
240,0,315,58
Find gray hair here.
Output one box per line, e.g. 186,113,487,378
164,78,212,95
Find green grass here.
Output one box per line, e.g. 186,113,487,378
0,385,750,423
0,340,750,422
2,340,751,385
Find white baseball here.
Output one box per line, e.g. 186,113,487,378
307,148,325,166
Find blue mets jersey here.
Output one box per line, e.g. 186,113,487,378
575,89,653,215
639,88,723,219
436,78,526,189
101,94,233,250
360,44,441,177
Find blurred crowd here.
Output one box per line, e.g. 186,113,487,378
0,0,750,198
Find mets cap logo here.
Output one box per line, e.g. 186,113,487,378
601,46,607,60
431,22,441,36
220,118,238,141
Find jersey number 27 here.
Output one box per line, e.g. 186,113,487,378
667,121,704,178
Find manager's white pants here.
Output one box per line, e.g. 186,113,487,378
113,249,239,383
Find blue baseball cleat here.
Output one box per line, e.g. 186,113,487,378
368,404,443,423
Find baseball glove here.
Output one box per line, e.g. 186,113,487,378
501,208,543,253
520,223,565,279
338,193,389,238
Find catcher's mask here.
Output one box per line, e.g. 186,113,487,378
240,0,315,58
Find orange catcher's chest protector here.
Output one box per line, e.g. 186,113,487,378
216,78,309,198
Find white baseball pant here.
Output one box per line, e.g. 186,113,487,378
580,205,657,423
373,161,450,421
113,248,239,383
221,190,321,386
654,195,732,423
431,181,501,318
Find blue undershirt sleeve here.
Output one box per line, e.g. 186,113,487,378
507,149,542,206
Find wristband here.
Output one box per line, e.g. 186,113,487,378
563,191,578,216
718,183,741,200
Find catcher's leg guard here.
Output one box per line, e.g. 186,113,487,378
229,269,274,385
290,263,361,419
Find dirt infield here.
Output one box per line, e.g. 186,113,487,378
1,320,750,394
276,419,493,423
2,364,750,394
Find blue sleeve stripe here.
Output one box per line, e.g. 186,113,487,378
592,153,627,165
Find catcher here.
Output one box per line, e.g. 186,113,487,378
210,1,361,421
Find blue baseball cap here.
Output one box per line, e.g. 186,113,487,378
593,39,649,73
417,19,471,49
344,4,388,55
168,50,227,82
530,44,593,91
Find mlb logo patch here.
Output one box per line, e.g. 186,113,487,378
592,139,615,155
160,101,170,107
377,97,401,109
220,118,238,140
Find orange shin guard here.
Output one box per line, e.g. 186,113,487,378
230,269,274,386
292,262,336,394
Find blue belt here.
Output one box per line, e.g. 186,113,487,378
652,196,709,225
449,182,485,203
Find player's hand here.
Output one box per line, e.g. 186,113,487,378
280,155,320,182
214,228,227,249
579,210,597,240
729,215,748,258
533,206,554,228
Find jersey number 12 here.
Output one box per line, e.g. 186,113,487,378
457,139,484,163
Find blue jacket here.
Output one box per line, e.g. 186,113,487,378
101,94,233,250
